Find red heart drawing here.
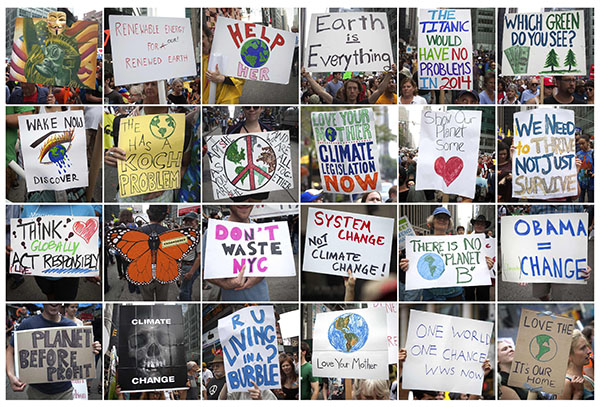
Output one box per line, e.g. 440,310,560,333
73,219,98,244
434,156,464,186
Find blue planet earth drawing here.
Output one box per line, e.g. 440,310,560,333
325,127,337,142
240,39,270,68
416,253,445,280
328,313,369,353
48,144,71,174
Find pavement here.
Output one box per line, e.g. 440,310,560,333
6,275,102,302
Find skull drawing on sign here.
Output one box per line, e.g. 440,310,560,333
128,324,174,377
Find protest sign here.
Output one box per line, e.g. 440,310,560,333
313,307,387,379
418,9,473,90
368,303,398,364
306,12,394,72
118,305,187,393
109,15,196,86
210,16,297,85
512,109,576,199
204,219,296,279
483,237,497,279
501,213,588,284
72,380,88,400
9,216,100,278
205,131,293,200
502,10,586,75
303,207,394,280
403,310,493,395
9,15,98,89
218,306,280,392
405,234,491,290
398,216,416,251
250,205,299,219
508,309,575,394
18,110,88,192
14,326,95,384
117,113,184,198
415,110,482,199
278,309,300,339
311,108,381,194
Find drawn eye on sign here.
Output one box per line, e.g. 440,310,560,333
223,135,277,191
32,129,75,174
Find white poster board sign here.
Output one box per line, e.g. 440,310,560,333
278,309,300,339
368,303,398,365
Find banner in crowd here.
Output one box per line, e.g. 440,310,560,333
368,303,398,364
398,216,416,251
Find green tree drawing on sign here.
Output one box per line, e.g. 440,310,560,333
564,49,577,72
544,49,560,72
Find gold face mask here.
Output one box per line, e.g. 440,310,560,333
47,11,67,36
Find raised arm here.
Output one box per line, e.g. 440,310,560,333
302,67,333,104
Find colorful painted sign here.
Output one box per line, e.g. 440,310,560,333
398,216,416,251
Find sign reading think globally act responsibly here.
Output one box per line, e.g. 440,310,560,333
311,108,380,194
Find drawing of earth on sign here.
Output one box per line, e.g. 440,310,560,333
224,135,276,191
149,114,177,140
528,334,558,362
34,129,75,175
240,39,270,68
327,313,369,353
416,253,445,280
325,127,337,142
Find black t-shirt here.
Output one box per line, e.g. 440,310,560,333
543,94,584,104
332,97,370,104
397,190,410,202
106,89,124,104
168,93,188,105
206,376,226,400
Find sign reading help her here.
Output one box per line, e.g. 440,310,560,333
10,216,100,278
204,219,296,279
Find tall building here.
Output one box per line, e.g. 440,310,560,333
399,8,418,48
184,305,201,363
471,8,495,51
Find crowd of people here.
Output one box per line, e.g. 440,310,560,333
498,76,594,105
103,75,201,105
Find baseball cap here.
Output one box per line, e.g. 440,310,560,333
301,189,323,202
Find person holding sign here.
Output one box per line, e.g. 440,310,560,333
497,340,537,400
464,215,495,301
559,330,594,400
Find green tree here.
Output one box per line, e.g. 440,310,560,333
544,49,560,72
564,49,577,72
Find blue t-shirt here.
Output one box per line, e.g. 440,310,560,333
478,90,495,104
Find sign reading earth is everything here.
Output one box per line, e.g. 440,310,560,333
313,307,388,379
210,16,297,85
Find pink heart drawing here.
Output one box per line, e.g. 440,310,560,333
73,219,98,244
434,156,464,186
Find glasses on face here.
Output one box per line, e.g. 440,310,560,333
530,83,539,86
586,87,594,91
243,106,260,110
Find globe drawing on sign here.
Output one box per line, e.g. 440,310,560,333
240,39,270,68
149,114,177,140
416,253,445,280
37,129,75,175
529,334,558,362
328,313,369,353
325,127,337,142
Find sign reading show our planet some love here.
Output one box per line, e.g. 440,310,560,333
306,12,394,72
311,108,380,195
416,110,482,198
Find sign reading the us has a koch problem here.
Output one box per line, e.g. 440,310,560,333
218,306,280,392
501,212,588,284
9,216,100,277
403,309,493,395
303,208,394,281
311,108,380,194
204,219,296,279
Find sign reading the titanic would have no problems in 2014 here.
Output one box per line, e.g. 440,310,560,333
403,310,494,395
205,131,293,201
303,208,394,281
306,12,394,72
109,15,196,86
218,305,281,392
19,110,88,193
501,212,588,284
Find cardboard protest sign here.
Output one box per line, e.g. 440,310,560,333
313,307,388,379
368,303,398,364
117,113,184,197
512,109,577,199
418,9,473,90
218,306,280,392
204,219,296,279
118,305,187,393
508,309,575,394
398,216,416,251
18,110,88,192
501,213,588,284
14,326,95,384
9,15,98,89
9,216,100,278
311,108,381,194
303,207,394,280
502,11,586,75
278,309,300,339
109,15,196,86
405,234,491,290
403,310,493,395
415,110,482,199
306,12,394,72
210,16,296,85
205,131,293,200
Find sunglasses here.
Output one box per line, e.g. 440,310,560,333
243,106,260,110
586,87,594,91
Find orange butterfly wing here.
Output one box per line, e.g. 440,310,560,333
127,251,154,285
106,228,153,285
155,228,199,283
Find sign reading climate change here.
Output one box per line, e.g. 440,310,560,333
306,13,394,72
118,113,184,197
313,307,388,379
418,9,473,90
205,131,293,200
501,213,588,284
109,16,196,86
512,109,577,199
303,208,394,280
19,110,88,192
403,310,493,395
210,16,297,85
416,110,482,199
10,216,100,278
502,11,586,75
218,306,280,392
312,108,380,194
